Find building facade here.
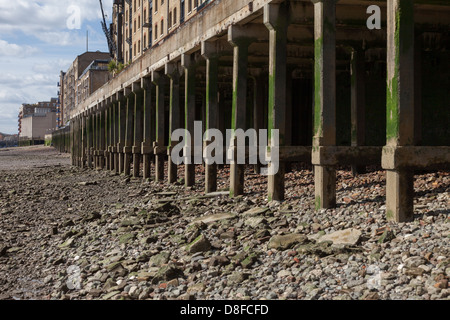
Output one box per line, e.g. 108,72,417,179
18,100,58,145
111,0,213,64
59,52,111,128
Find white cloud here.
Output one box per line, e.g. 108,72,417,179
0,40,39,58
0,0,113,45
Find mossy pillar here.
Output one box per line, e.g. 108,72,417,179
118,92,127,174
81,114,87,168
141,78,154,180
123,89,134,176
152,71,167,182
264,2,289,201
228,26,253,197
132,85,144,178
382,0,415,222
182,54,197,187
202,41,220,193
311,0,337,210
99,107,106,170
166,62,183,184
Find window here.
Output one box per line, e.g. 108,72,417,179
138,15,140,29
188,0,192,12
134,43,136,56
155,0,158,12
126,10,128,22
144,34,146,47
169,11,172,29
161,19,164,36
155,24,158,40
134,0,136,12
174,8,177,25
138,40,141,53
134,20,136,32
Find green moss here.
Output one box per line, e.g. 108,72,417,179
314,37,323,139
315,196,321,211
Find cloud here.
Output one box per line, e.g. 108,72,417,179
0,40,39,58
0,0,113,45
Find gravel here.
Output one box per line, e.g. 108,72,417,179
0,146,448,300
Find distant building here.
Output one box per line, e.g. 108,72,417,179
77,59,112,104
59,51,111,127
18,100,57,146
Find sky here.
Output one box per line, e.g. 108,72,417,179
0,0,113,134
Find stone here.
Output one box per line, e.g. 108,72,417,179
268,234,308,250
209,256,230,267
404,256,427,268
58,238,74,249
378,229,396,243
102,291,120,300
244,217,267,229
149,251,170,267
404,267,425,277
228,272,249,284
241,252,258,269
152,264,184,284
189,213,236,225
242,207,269,217
319,228,362,246
187,234,211,254
119,233,135,244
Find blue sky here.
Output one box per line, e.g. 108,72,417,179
0,0,113,134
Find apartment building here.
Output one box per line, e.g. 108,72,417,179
111,0,213,64
59,51,111,127
18,100,58,145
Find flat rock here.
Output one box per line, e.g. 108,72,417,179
242,207,269,217
319,228,362,246
244,217,267,229
189,213,236,226
268,234,308,250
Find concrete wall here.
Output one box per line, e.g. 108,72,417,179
19,113,56,141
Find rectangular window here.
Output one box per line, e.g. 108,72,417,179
161,19,164,36
174,8,177,25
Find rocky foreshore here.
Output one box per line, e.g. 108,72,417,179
0,146,449,300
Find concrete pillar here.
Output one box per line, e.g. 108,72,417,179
133,84,144,178
166,62,183,184
70,117,75,166
228,26,250,197
152,71,167,182
104,107,110,171
123,89,134,176
414,34,422,146
264,2,289,201
202,41,220,193
109,101,116,172
99,108,106,170
384,0,415,222
94,112,99,169
350,48,366,175
81,115,86,168
112,101,119,174
118,93,127,174
87,113,93,168
141,77,154,180
312,0,337,209
182,54,197,187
